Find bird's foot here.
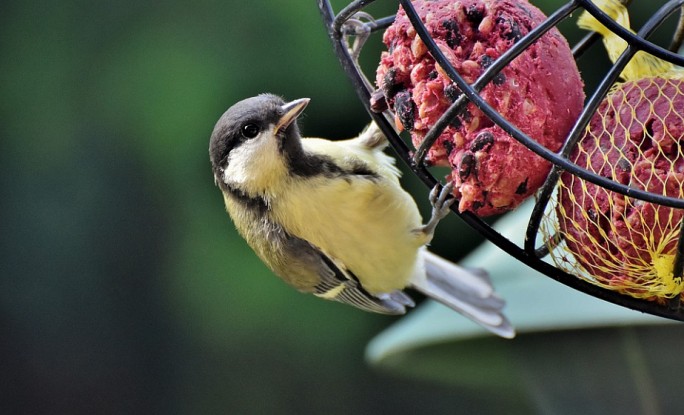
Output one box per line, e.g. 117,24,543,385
419,182,456,243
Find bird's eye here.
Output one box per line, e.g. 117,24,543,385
241,123,260,138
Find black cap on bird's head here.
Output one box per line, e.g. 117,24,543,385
209,94,310,175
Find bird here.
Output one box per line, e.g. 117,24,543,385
209,93,514,338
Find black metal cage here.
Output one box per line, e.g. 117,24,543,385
317,0,684,321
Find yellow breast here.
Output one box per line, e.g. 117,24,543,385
271,138,424,294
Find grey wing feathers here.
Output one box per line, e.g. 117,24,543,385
314,254,415,315
264,222,413,314
287,235,414,315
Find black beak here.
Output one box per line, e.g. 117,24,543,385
274,98,310,136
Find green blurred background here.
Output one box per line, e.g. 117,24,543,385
0,0,676,414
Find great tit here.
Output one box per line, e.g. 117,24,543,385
209,94,514,338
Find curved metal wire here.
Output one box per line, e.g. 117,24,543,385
317,0,684,320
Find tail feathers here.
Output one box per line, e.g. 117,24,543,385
413,251,515,338
422,251,494,299
386,290,416,308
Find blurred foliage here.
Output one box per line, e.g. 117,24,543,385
0,0,678,414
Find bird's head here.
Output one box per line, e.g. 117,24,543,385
209,94,310,193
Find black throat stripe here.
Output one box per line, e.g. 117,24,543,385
287,151,380,181
223,183,269,216
277,127,379,180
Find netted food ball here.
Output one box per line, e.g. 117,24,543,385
555,77,684,299
376,0,584,216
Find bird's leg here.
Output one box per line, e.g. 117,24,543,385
341,12,377,92
418,183,456,244
342,12,374,62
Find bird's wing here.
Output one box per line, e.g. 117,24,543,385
279,232,414,315
312,250,415,315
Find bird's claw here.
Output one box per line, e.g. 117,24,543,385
429,182,456,219
342,13,375,62
420,183,456,243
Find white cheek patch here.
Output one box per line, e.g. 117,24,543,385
221,126,286,189
223,142,258,185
